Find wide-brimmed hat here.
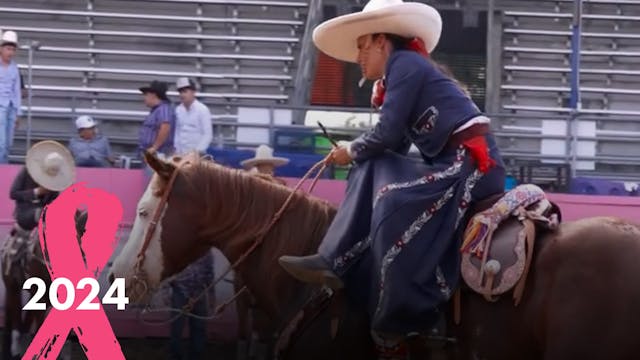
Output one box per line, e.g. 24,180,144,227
312,0,442,63
1,30,18,47
26,141,76,191
240,145,289,169
139,80,169,101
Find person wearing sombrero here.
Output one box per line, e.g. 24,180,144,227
278,0,506,356
240,144,289,180
9,141,76,232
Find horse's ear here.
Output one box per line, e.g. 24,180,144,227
144,150,176,180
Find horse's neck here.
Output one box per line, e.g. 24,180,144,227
209,182,336,321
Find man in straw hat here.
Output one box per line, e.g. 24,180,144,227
278,0,506,356
0,30,22,164
241,144,289,176
9,141,76,232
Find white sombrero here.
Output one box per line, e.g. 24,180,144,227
313,0,442,63
241,145,289,169
26,141,76,191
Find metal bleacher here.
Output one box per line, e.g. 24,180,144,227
496,0,640,178
0,0,308,159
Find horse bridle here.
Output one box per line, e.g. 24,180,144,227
131,158,191,295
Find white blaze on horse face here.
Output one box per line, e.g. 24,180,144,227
110,177,166,302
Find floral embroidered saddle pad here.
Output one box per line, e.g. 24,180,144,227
460,184,561,305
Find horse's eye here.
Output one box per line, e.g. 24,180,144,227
138,209,148,218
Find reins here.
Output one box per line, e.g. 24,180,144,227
136,155,332,324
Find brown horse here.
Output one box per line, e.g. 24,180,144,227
110,153,640,360
1,210,87,360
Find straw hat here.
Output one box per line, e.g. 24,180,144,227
312,0,442,63
26,141,76,191
240,145,289,169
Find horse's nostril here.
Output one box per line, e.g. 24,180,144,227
108,272,115,285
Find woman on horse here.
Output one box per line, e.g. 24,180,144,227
279,0,506,355
9,140,76,233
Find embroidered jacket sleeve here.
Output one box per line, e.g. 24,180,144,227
349,53,425,162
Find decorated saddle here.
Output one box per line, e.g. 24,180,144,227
460,184,561,305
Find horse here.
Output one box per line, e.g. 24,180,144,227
1,210,87,360
109,152,640,360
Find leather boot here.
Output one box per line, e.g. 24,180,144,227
278,254,344,289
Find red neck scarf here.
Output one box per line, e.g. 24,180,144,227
370,37,429,108
406,37,430,59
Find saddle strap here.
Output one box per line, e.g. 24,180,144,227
513,217,536,306
453,289,461,325
273,287,335,359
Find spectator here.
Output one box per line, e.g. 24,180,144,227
174,77,213,156
169,251,215,360
68,115,115,168
138,80,175,161
9,140,75,232
240,145,289,176
0,30,21,164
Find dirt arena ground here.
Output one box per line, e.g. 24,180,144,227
0,336,237,359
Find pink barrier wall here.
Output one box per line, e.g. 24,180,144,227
4,164,640,225
1,165,147,227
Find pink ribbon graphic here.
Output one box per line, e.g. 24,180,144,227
23,183,125,359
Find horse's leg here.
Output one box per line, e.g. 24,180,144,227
2,283,16,360
3,284,23,360
248,309,274,360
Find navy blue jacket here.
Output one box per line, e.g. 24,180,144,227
350,50,483,162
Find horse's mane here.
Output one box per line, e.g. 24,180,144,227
163,157,337,270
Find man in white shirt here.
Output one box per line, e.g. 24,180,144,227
174,77,213,155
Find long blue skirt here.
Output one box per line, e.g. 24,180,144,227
318,136,505,335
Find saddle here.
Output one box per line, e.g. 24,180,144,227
1,225,38,284
460,184,561,305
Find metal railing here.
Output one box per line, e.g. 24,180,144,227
12,102,640,176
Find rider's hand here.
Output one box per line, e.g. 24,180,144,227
326,146,352,166
34,187,50,197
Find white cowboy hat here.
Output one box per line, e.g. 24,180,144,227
26,141,76,191
240,145,289,169
1,30,18,47
312,0,442,63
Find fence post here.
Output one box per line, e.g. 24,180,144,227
25,41,42,152
568,0,583,178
